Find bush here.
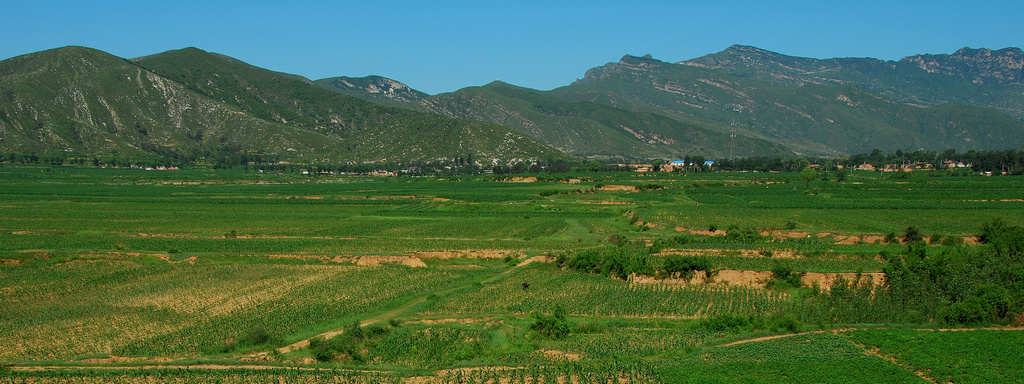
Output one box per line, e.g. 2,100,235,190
663,255,711,278
904,226,924,243
696,313,752,333
530,306,570,339
769,262,802,288
883,232,898,244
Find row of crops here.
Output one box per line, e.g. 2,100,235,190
418,264,789,318
0,260,492,361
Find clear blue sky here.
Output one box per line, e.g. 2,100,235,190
2,0,1021,95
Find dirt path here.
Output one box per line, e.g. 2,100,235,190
719,330,829,347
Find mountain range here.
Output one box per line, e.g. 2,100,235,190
3,45,1024,163
0,47,559,164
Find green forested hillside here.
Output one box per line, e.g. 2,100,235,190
551,54,1024,155
0,47,561,163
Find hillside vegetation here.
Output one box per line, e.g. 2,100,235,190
0,47,561,163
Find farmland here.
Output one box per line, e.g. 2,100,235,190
1,164,1023,382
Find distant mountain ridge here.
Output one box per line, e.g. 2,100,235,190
684,45,1024,120
901,47,1024,85
3,44,1024,162
0,46,561,163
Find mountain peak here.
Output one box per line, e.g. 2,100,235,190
315,75,428,102
900,46,1024,85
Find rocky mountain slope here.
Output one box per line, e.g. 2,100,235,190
325,48,1024,157
684,45,1024,120
0,47,561,163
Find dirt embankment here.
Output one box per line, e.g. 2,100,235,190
630,270,887,290
656,248,798,259
598,184,638,192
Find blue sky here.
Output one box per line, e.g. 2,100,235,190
2,1,1021,95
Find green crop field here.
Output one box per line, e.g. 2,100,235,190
1,164,1022,382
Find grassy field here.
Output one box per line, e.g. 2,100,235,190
1,164,1022,382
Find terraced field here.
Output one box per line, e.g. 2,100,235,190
1,164,1022,382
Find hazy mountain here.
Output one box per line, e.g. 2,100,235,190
550,53,1024,155
0,46,561,163
320,76,793,158
684,45,1024,120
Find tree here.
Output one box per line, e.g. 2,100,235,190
904,226,924,243
799,167,817,188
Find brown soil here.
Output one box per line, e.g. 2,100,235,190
541,349,582,362
801,272,886,290
355,256,426,268
720,330,827,347
77,356,174,364
861,235,885,244
963,236,980,245
414,250,519,259
785,231,810,238
516,255,553,267
153,254,198,265
676,226,727,236
1,258,21,264
656,248,797,259
507,176,538,183
630,269,773,288
598,184,638,192
713,270,773,287
836,235,861,244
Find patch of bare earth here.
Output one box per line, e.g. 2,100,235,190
76,356,173,364
355,256,426,268
414,250,521,259
801,272,886,291
598,184,638,192
541,349,582,362
506,176,538,183
517,255,554,267
675,226,727,236
630,269,773,288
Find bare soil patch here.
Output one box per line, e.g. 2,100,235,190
676,226,727,236
598,184,638,192
630,269,773,288
76,356,173,364
516,255,553,267
802,272,886,290
656,248,797,259
356,256,426,268
506,176,538,183
414,250,520,259
541,349,582,362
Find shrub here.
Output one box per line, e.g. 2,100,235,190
696,313,751,333
904,226,924,243
883,232,898,244
530,306,570,339
769,262,802,288
663,255,711,278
